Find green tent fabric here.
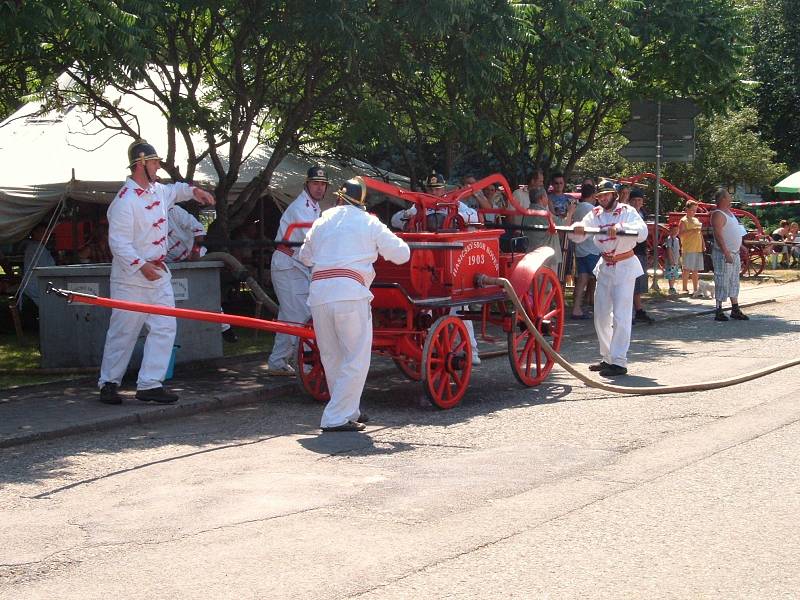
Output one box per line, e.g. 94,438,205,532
773,171,800,193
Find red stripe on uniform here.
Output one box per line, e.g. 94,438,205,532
311,268,366,286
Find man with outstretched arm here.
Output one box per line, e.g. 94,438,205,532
568,183,648,377
98,140,215,405
299,177,410,432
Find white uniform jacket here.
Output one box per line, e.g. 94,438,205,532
569,203,648,278
167,205,207,261
298,205,411,306
108,177,194,286
272,190,321,272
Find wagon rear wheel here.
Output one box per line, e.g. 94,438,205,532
507,267,564,386
421,315,472,409
297,324,329,402
741,247,765,277
393,333,424,381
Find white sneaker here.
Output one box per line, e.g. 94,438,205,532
472,354,481,366
267,364,296,377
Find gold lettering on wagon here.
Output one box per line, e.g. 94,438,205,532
452,241,500,280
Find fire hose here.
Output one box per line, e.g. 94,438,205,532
476,274,800,395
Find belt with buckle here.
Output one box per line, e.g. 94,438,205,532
601,249,634,266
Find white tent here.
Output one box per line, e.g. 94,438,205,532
0,77,408,244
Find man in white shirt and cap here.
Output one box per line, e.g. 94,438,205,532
98,140,215,405
267,165,328,376
569,182,648,377
299,177,410,432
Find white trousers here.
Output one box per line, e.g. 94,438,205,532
268,265,311,369
450,306,479,355
593,265,636,368
98,281,176,390
312,299,372,428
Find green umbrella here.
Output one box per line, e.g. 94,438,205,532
773,171,800,193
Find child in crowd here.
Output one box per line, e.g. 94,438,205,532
664,224,682,295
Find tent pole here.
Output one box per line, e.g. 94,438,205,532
8,302,24,342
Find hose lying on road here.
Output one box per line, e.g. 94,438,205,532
204,252,279,316
479,274,800,395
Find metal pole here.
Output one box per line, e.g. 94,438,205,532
651,101,662,290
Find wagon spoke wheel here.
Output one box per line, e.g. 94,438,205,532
742,247,765,277
421,316,472,409
296,324,329,402
507,267,564,387
393,333,424,381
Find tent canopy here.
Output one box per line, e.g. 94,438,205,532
773,171,800,194
0,76,407,244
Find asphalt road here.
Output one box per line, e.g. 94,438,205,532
2,295,800,599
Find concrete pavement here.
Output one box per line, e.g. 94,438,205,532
1,279,798,449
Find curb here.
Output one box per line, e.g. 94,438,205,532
0,296,787,450
0,381,296,450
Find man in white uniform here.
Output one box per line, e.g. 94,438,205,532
99,140,215,405
267,166,328,376
167,205,237,342
569,185,648,377
299,177,410,432
167,205,207,262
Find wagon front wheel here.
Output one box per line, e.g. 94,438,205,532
297,324,329,402
421,316,472,409
507,267,564,386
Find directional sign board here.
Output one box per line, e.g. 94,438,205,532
629,100,700,121
619,100,699,163
618,139,695,163
620,119,695,143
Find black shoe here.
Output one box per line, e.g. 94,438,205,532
599,364,628,377
135,386,179,404
730,308,749,321
222,328,239,343
714,310,729,322
99,382,122,405
321,421,366,432
589,361,610,372
634,309,654,324
356,413,369,424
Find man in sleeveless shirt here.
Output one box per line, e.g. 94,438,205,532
710,188,749,321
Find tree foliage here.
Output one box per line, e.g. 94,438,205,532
2,0,754,231
752,0,800,170
576,107,786,211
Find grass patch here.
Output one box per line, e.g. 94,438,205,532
222,327,274,358
0,326,274,390
0,332,41,370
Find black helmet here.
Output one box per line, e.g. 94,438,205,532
306,165,329,183
335,177,368,208
127,139,162,169
426,172,446,189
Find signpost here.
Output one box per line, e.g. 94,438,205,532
619,100,699,290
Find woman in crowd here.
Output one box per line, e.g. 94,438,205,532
678,200,705,297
